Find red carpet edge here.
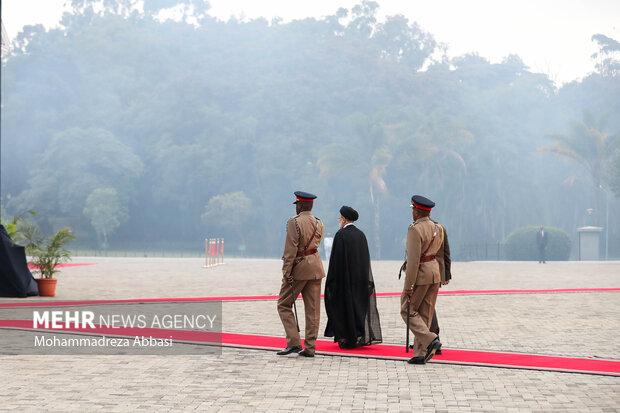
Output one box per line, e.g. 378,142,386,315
1,320,618,376
1,288,619,308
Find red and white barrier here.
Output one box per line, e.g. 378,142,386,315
204,238,225,268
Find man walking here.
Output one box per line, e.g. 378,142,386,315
324,206,382,349
401,195,443,364
277,191,325,357
429,221,451,355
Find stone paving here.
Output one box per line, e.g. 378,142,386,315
1,258,619,412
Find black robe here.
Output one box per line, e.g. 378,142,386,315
324,225,382,348
0,225,39,297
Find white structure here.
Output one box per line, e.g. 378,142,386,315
204,238,225,268
323,236,333,260
577,226,603,260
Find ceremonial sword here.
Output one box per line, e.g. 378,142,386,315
406,296,411,353
291,283,300,332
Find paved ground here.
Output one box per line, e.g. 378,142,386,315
1,258,619,412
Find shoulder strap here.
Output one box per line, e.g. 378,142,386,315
421,223,440,258
302,218,321,252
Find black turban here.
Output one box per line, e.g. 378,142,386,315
340,206,359,222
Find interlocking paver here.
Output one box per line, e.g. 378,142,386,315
1,258,619,411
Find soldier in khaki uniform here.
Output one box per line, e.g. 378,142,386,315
401,195,443,364
429,220,451,354
277,191,325,357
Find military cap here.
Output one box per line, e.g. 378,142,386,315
339,205,359,222
410,195,435,211
293,191,317,204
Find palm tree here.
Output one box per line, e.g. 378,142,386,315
386,109,470,239
317,110,469,257
541,110,618,225
15,221,74,279
317,113,391,258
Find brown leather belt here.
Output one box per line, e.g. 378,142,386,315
296,249,318,257
420,255,436,263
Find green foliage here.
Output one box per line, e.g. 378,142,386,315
17,222,75,279
83,187,129,246
10,127,143,217
0,1,618,258
201,191,252,245
0,210,37,241
604,148,620,197
541,110,617,225
591,34,620,77
504,226,571,261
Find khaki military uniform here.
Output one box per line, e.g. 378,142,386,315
401,216,443,357
430,220,451,336
277,211,325,355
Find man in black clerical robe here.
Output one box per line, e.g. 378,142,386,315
324,206,382,349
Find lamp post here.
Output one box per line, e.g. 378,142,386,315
600,185,609,260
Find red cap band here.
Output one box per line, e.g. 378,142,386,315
413,201,432,211
296,197,313,202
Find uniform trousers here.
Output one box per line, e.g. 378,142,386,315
277,278,322,354
430,309,440,336
400,282,440,357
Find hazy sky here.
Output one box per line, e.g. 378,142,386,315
2,0,619,84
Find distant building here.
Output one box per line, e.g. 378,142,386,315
2,21,10,57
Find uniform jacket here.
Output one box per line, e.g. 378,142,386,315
432,220,451,285
282,211,326,280
404,216,443,289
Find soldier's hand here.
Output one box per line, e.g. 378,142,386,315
445,280,450,285
285,275,294,285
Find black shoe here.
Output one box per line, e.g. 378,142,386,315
298,349,315,357
407,356,425,364
338,340,355,349
409,344,442,354
411,339,442,353
424,338,441,362
277,345,302,355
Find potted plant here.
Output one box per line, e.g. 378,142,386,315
18,222,75,297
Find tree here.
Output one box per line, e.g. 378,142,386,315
591,34,620,77
201,191,252,248
83,187,129,247
9,127,143,219
541,110,618,224
317,112,392,258
604,148,620,197
17,223,75,279
2,0,617,258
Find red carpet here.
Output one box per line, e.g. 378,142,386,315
2,288,619,308
27,263,95,269
1,320,618,376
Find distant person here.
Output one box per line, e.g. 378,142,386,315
277,191,325,358
401,195,442,365
323,233,334,260
324,206,382,349
537,225,548,264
